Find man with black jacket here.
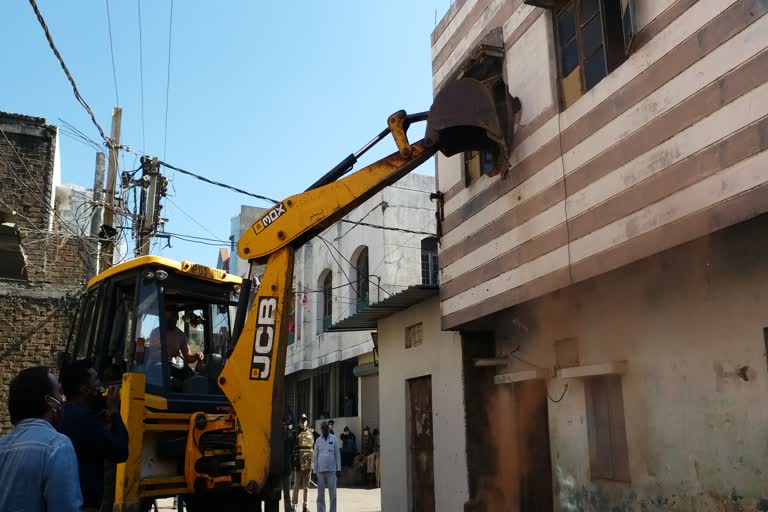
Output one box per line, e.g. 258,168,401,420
59,360,129,512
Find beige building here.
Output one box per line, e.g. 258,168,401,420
431,0,768,510
377,295,469,512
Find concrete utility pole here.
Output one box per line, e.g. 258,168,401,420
100,107,122,271
137,157,160,257
87,151,106,281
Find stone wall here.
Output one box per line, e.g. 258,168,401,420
0,112,88,431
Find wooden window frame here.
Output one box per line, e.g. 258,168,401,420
584,374,631,482
551,0,636,110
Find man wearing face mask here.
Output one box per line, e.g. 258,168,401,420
59,360,129,512
0,366,82,511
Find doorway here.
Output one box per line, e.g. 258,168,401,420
408,375,435,512
515,380,553,511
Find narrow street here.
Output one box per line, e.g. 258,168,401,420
155,489,382,512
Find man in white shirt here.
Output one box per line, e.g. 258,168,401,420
313,421,341,512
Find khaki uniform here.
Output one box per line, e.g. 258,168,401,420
292,428,314,510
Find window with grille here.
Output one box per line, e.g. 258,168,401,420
355,247,369,313
318,270,332,333
406,323,424,349
421,237,439,286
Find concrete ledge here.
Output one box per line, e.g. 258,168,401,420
494,368,552,384
556,361,628,379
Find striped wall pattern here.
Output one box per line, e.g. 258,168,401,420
433,0,768,329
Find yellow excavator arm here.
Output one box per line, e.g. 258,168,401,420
215,77,516,494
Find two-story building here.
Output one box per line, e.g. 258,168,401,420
431,1,768,510
283,173,437,438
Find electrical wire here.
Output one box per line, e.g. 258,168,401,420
58,118,103,151
318,235,391,300
370,217,435,276
104,0,120,106
0,131,97,275
59,127,101,152
158,160,279,204
508,349,569,403
164,234,229,247
165,197,225,241
161,230,228,244
27,0,109,143
318,236,360,301
163,0,174,160
137,0,146,151
334,201,385,241
339,219,435,237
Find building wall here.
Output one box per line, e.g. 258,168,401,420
0,112,88,431
433,0,768,329
377,296,469,512
229,205,267,278
484,215,768,511
286,173,437,375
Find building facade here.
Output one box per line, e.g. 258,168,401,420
283,173,438,437
432,1,768,510
377,295,469,512
227,205,267,279
0,112,89,432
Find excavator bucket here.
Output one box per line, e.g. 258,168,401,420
425,78,510,159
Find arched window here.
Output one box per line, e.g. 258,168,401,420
355,247,369,313
421,237,439,285
317,270,333,333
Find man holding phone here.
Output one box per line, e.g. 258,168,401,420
59,360,129,512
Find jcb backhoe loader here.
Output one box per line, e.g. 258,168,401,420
61,77,516,511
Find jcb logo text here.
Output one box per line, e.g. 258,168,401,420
249,297,278,380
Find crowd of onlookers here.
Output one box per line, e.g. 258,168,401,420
0,362,382,512
283,415,380,512
0,362,128,512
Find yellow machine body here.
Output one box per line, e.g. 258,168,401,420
68,77,509,511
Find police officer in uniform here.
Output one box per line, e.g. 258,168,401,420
292,414,314,512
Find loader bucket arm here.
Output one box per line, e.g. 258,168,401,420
218,78,509,493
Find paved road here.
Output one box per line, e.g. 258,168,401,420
155,488,381,512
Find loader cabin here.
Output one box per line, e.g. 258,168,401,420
61,256,245,408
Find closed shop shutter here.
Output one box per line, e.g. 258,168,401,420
360,374,380,430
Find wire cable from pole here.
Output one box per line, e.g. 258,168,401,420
104,0,120,106
137,0,146,151
165,196,224,241
27,0,109,143
163,0,174,160
158,160,279,204
508,348,569,403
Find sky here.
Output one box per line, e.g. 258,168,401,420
2,0,449,267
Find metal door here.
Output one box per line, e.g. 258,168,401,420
409,376,435,512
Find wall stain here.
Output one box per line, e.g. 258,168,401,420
557,480,767,512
